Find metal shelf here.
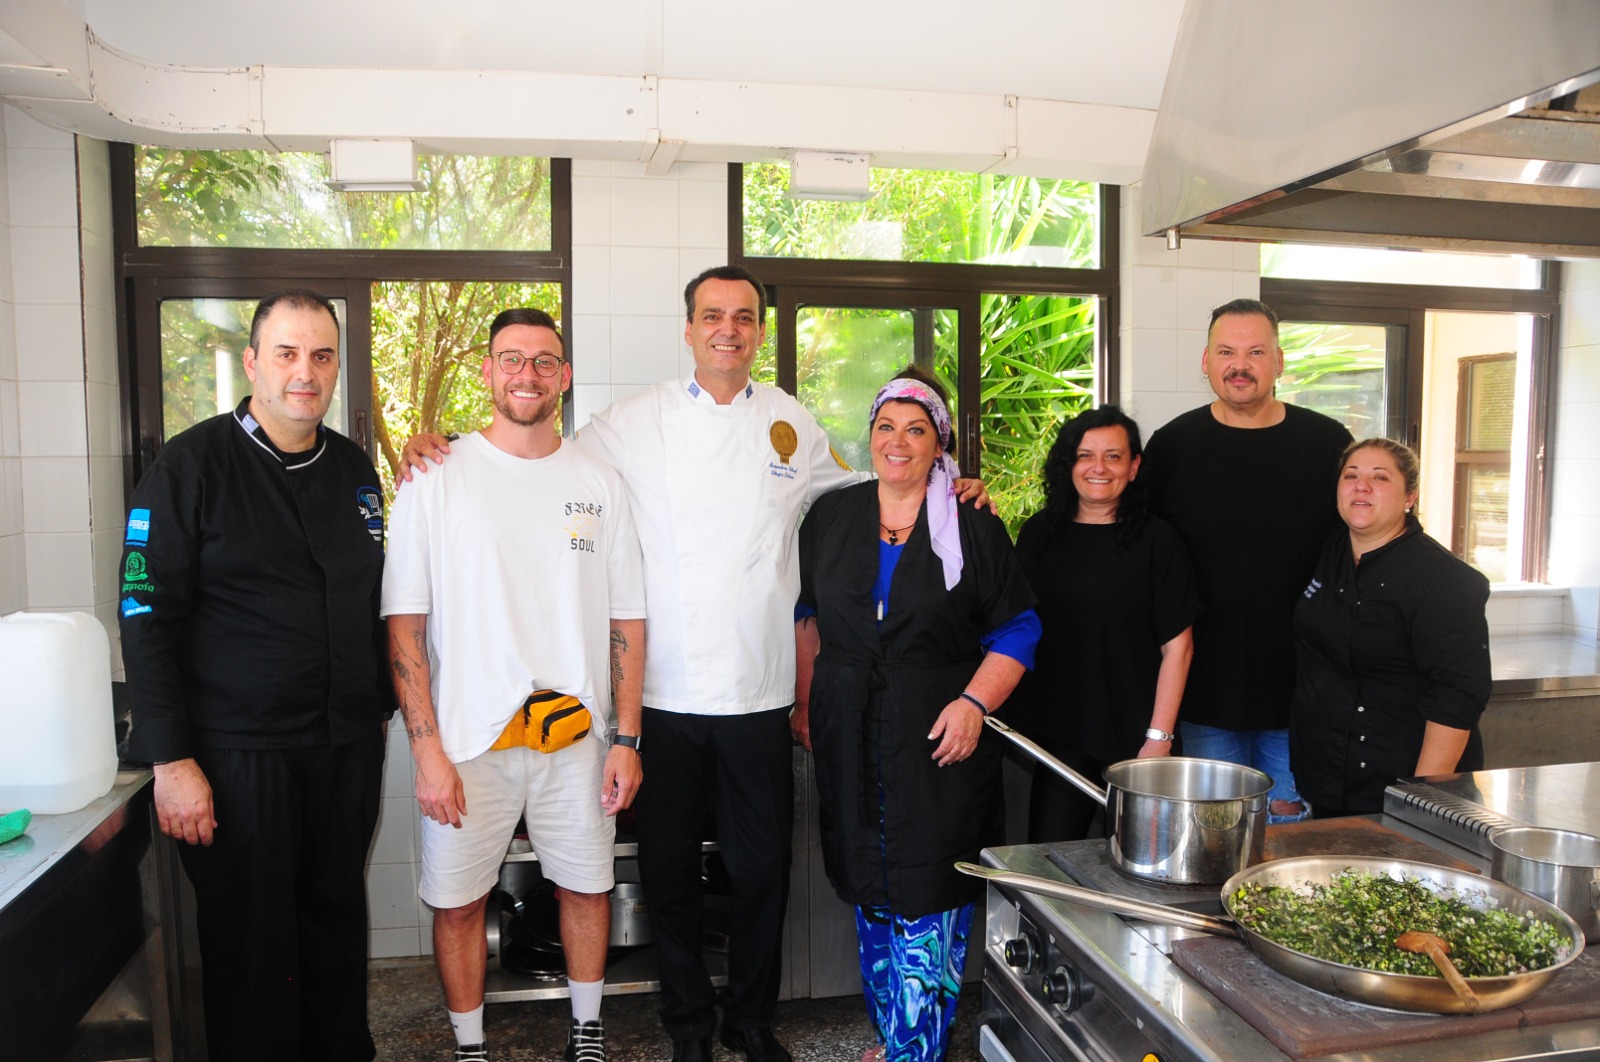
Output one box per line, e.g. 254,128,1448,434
502,838,720,863
483,943,730,1003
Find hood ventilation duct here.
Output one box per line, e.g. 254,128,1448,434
1142,0,1600,258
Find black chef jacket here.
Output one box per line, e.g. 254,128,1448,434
121,398,392,761
1289,518,1491,815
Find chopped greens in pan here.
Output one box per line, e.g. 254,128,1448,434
1230,870,1572,977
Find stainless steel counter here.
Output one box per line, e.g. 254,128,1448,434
0,769,170,1060
1388,762,1600,841
1490,633,1600,695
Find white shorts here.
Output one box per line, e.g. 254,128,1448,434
419,736,615,910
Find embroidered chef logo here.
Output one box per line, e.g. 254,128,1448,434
124,507,151,547
769,421,797,465
1302,577,1322,600
565,500,602,554
122,551,155,593
356,487,383,542
120,595,151,618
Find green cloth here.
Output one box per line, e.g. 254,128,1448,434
0,808,31,845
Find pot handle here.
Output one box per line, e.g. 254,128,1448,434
983,716,1107,806
955,861,1241,938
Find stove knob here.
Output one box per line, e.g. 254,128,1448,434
1042,963,1093,1013
1002,932,1038,972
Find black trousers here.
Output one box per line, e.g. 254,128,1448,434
1026,743,1109,844
178,732,384,1062
636,706,794,1042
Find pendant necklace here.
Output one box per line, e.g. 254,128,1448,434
880,521,915,545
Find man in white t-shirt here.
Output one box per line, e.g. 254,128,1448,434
382,308,646,1062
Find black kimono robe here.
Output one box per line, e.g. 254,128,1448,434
799,481,1036,917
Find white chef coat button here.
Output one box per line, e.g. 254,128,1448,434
1357,705,1365,712
1359,735,1366,742
1359,762,1366,768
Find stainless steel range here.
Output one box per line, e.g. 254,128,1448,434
974,815,1600,1062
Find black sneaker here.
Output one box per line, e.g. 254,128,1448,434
565,1018,605,1062
453,1044,490,1062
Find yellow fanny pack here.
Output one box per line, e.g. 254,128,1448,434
488,690,593,754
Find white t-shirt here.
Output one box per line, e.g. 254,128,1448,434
381,433,646,763
577,377,863,715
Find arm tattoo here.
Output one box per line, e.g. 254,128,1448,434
609,629,628,701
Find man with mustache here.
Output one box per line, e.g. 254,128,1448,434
120,289,392,1060
1139,299,1352,821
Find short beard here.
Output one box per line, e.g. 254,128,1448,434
494,389,556,428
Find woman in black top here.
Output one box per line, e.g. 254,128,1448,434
1013,405,1199,842
1290,438,1491,817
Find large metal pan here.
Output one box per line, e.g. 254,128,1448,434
958,854,1587,1014
985,715,1270,884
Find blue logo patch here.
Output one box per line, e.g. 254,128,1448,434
356,487,383,542
125,508,151,547
120,595,152,618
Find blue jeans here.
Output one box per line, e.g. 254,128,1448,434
1179,723,1310,823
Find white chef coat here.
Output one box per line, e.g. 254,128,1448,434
578,377,863,715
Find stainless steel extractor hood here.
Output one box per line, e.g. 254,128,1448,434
1142,0,1600,257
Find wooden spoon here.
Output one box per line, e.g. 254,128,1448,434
1395,930,1479,1011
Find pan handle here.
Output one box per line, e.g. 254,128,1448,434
956,861,1242,938
983,715,1107,806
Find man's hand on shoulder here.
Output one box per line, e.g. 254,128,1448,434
953,477,992,511
153,758,217,846
398,433,453,483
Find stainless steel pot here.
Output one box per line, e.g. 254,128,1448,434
609,881,653,947
958,855,1586,1014
1491,827,1600,944
984,715,1270,884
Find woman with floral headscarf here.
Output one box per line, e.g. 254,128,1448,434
795,366,1039,1062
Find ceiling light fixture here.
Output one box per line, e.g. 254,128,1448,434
324,139,423,192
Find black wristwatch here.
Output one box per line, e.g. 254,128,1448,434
612,733,642,751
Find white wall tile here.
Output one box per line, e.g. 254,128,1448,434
610,247,680,317
1561,284,1600,351
672,162,729,182
678,178,727,249
678,248,725,299
7,147,79,229
24,530,93,608
1554,400,1600,459
1549,512,1600,587
608,161,649,179
80,233,114,317
367,927,421,959
1124,328,1178,395
371,795,418,865
1232,242,1265,272
89,455,124,535
21,456,89,532
568,315,610,386
1173,237,1235,271
382,718,415,796
1232,271,1263,301
1122,265,1178,330
366,861,421,930
91,526,122,611
1519,593,1564,634
0,380,17,455
15,302,84,382
0,457,20,536
0,222,13,307
9,225,80,306
0,298,15,382
569,159,611,178
610,177,680,248
86,381,119,458
2,107,72,150
1550,456,1600,518
0,534,24,614
570,175,611,246
18,381,86,456
609,314,681,384
570,383,614,430
76,139,112,242
570,244,611,315
84,305,117,386
1176,268,1237,334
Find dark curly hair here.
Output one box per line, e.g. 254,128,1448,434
1038,404,1148,548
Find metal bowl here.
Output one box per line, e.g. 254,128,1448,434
1221,856,1588,1013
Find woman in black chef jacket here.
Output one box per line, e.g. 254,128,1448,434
1289,437,1491,818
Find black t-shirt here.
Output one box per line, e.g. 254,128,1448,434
1011,515,1199,762
1141,403,1351,730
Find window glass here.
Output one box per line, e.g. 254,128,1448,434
744,163,1099,268
1278,321,1390,438
977,293,1097,530
1261,243,1540,289
136,148,553,251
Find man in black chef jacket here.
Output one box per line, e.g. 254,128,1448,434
120,289,391,1062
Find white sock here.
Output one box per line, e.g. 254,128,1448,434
568,978,604,1023
448,1005,485,1046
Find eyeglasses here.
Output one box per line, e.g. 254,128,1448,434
492,351,565,377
